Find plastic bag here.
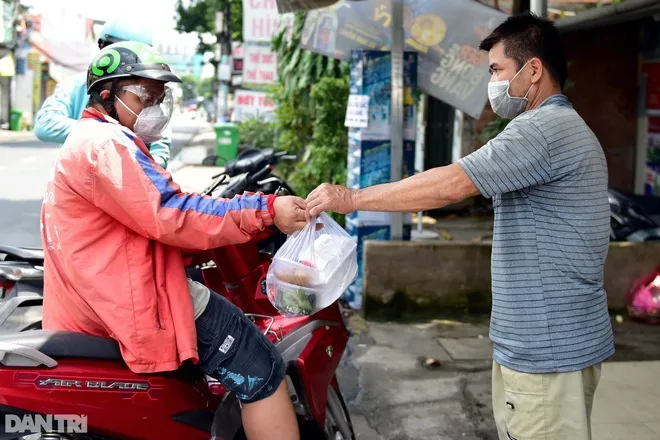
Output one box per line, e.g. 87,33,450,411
627,266,660,324
266,213,358,317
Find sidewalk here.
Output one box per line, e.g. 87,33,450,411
0,130,37,143
337,313,660,440
412,214,494,243
168,124,215,173
168,123,222,192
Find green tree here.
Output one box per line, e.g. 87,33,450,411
179,73,214,101
199,77,214,99
271,13,350,223
239,117,277,149
175,0,243,54
287,77,350,196
179,74,199,101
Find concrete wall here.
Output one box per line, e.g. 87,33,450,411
363,241,660,319
562,21,640,193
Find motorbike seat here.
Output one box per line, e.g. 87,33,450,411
0,246,45,262
225,149,268,176
0,330,122,361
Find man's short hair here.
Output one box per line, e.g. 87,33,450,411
479,14,567,89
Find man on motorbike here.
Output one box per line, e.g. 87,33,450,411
40,42,304,440
34,17,172,169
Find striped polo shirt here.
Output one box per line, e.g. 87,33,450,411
458,94,615,373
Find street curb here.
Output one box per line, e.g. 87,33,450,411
0,131,38,143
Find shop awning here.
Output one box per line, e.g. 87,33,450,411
28,31,98,82
556,0,660,33
277,0,343,13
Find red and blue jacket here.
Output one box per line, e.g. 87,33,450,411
41,107,275,373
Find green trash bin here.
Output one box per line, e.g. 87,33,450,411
9,109,22,132
213,123,240,166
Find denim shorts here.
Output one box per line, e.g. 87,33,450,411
195,291,285,403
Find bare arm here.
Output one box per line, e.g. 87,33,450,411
307,117,553,218
307,163,480,217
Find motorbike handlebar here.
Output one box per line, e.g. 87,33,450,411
247,166,273,185
225,149,291,177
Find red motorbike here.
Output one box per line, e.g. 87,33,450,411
0,150,355,440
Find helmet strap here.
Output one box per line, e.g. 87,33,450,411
89,79,119,120
108,79,119,119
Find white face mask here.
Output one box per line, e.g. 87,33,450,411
487,61,534,120
116,96,169,144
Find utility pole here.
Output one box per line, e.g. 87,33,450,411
214,1,232,123
512,0,530,15
530,0,548,17
214,6,223,123
221,1,232,121
390,0,404,240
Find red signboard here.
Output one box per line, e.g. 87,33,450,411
644,62,660,111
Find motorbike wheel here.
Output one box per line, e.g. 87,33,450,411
324,386,355,440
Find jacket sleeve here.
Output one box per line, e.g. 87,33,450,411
92,138,276,250
149,125,172,169
34,77,81,145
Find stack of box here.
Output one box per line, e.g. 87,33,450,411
344,50,418,309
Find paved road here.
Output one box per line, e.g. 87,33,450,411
0,114,207,248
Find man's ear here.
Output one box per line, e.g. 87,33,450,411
99,89,111,100
529,57,543,84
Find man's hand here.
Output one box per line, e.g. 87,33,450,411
306,184,357,218
273,196,308,234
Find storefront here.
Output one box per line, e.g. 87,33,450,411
556,0,660,195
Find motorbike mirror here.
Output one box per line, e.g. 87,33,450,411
201,174,228,196
275,186,290,196
0,263,43,281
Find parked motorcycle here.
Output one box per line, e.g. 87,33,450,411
0,246,44,333
202,148,297,199
608,189,660,242
0,149,355,439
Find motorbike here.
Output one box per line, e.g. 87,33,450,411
202,148,297,199
0,149,355,440
608,188,660,242
0,246,44,333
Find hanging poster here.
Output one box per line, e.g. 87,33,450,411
300,0,506,119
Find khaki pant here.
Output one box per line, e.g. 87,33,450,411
492,360,602,440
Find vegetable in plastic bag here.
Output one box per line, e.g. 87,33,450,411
266,213,358,317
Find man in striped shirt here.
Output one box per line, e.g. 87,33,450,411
307,14,613,440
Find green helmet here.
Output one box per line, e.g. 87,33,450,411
87,41,181,93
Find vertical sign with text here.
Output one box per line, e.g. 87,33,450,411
234,89,276,122
243,44,278,85
243,0,294,43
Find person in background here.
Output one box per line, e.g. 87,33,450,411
306,14,612,440
34,17,172,168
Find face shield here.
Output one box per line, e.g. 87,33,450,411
119,84,174,124
116,84,174,145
